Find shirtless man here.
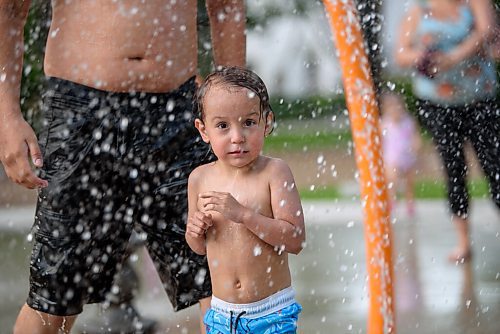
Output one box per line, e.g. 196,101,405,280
0,1,245,333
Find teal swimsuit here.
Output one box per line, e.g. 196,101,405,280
413,5,497,106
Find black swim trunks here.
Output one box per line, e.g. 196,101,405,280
28,77,213,316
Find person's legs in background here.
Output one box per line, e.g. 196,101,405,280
384,165,398,214
403,170,416,218
466,101,500,211
417,100,471,262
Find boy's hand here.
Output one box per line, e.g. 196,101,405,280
186,211,213,238
199,191,248,223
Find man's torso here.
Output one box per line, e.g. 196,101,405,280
45,0,198,92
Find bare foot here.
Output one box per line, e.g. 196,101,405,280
448,249,472,264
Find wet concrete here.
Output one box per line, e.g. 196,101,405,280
0,199,499,333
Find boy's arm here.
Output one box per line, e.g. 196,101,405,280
206,0,246,67
186,169,209,255
246,160,305,254
0,1,48,189
200,160,305,254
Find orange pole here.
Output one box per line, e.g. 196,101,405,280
322,1,395,333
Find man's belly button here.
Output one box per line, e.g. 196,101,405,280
127,56,145,61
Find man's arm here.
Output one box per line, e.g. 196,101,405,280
0,1,47,189
206,0,246,67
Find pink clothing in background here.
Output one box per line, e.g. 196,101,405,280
382,116,417,173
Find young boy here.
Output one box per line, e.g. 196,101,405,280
186,66,305,333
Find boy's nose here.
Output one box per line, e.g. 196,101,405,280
231,128,245,143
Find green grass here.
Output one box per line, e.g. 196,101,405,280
298,186,343,200
264,131,352,151
413,179,490,199
298,179,490,200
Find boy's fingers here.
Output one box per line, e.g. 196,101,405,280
199,191,224,199
187,230,201,238
188,223,202,235
191,213,212,229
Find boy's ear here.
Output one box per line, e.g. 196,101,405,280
194,118,210,143
264,111,274,136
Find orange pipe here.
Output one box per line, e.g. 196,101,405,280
322,1,395,333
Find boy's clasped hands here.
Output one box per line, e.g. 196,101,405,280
186,191,246,239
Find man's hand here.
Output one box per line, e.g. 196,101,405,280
0,114,48,189
186,211,213,239
198,191,248,223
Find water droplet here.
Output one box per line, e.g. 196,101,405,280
130,169,138,179
253,245,262,256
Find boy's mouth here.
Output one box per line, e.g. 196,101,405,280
228,150,248,155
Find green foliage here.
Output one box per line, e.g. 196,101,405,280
270,95,346,120
20,1,50,128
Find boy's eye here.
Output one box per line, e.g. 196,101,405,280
216,122,228,129
244,119,257,127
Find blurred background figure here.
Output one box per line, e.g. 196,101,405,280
380,92,422,218
395,0,500,263
488,15,500,60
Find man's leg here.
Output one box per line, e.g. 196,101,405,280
129,81,214,331
14,304,77,334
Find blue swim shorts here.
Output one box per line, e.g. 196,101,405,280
204,287,302,334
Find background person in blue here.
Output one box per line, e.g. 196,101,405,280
395,0,499,263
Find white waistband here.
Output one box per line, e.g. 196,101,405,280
210,286,296,319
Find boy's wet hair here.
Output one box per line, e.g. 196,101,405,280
196,66,274,132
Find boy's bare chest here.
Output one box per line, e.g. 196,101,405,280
198,177,273,218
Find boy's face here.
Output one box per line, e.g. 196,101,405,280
195,86,270,168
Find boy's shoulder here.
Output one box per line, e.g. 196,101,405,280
259,155,292,174
189,161,217,182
